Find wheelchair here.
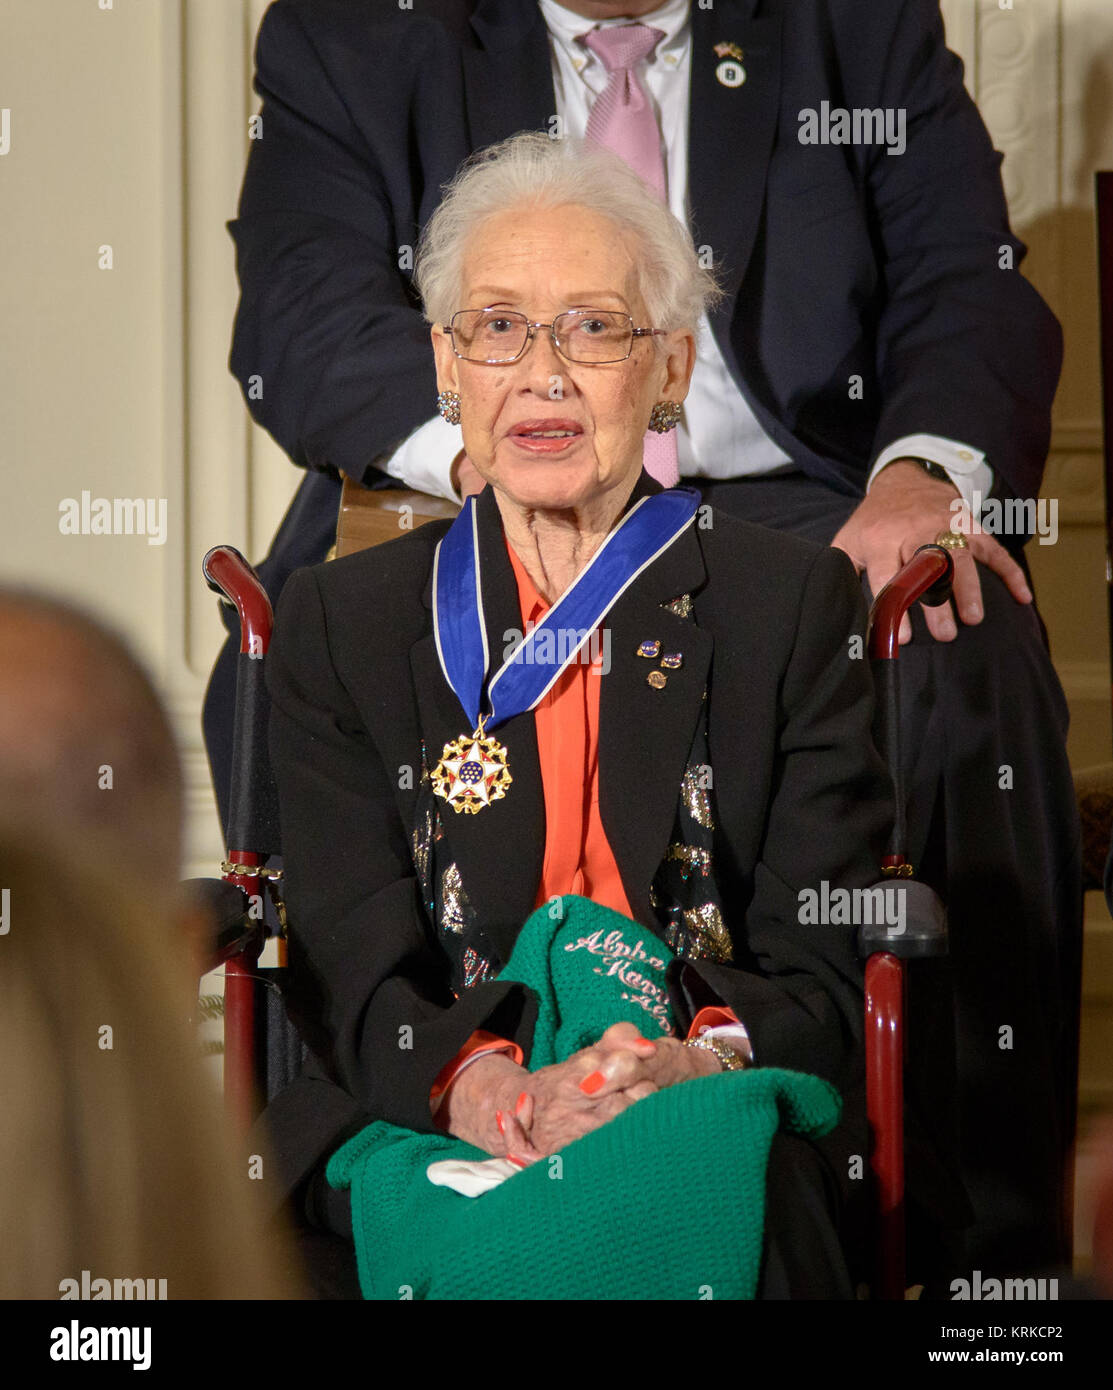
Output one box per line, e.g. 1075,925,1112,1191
199,477,955,1301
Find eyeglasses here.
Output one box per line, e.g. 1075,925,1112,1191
443,308,664,365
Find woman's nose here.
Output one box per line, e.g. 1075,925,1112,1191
521,325,568,393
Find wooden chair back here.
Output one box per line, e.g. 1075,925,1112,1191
333,476,461,558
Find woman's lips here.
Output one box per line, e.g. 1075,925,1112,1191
507,420,584,454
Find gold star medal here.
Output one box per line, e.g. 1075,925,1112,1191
431,716,512,815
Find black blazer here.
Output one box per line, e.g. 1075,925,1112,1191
259,470,895,1203
229,0,1062,603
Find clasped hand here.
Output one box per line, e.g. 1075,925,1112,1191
502,1022,719,1163
442,1021,718,1164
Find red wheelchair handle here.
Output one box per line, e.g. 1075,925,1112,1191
868,545,954,661
202,545,273,658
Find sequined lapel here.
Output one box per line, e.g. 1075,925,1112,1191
597,541,712,929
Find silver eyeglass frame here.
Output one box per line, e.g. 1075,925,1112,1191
442,307,665,365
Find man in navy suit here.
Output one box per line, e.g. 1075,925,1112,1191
207,0,1080,1277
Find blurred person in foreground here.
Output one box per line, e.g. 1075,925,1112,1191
0,831,297,1300
0,589,299,1298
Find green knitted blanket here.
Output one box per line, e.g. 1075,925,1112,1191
327,895,841,1300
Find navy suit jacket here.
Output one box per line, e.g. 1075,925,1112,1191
228,0,1062,599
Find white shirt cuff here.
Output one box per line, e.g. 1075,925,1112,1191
380,414,465,503
867,433,995,520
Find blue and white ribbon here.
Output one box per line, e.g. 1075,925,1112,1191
432,488,700,731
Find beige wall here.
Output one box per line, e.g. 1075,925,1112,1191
0,0,297,880
1,0,1112,1111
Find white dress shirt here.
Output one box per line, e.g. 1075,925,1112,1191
382,0,993,512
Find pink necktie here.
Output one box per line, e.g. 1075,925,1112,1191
583,25,679,487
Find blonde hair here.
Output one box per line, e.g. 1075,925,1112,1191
0,827,301,1299
415,131,721,330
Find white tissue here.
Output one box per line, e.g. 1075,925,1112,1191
425,1156,523,1197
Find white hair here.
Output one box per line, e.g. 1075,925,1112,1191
414,131,721,331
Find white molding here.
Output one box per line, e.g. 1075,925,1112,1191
182,2,257,679
159,0,186,692
163,2,290,872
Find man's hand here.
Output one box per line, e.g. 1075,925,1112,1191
449,450,486,501
830,459,1032,644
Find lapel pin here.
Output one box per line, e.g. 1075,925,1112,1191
660,652,683,670
637,639,662,658
647,670,668,690
713,42,746,88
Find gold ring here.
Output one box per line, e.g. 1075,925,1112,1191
933,531,968,550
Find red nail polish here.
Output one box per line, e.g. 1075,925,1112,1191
515,1091,529,1114
495,1110,506,1136
580,1071,606,1095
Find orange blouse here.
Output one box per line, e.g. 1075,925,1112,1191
505,533,634,920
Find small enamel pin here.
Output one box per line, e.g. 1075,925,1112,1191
714,41,746,88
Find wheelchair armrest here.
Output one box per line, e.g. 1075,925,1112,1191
856,878,948,960
182,877,266,974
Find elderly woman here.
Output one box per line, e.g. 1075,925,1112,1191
263,132,894,1299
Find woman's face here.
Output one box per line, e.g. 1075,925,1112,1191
432,203,695,515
